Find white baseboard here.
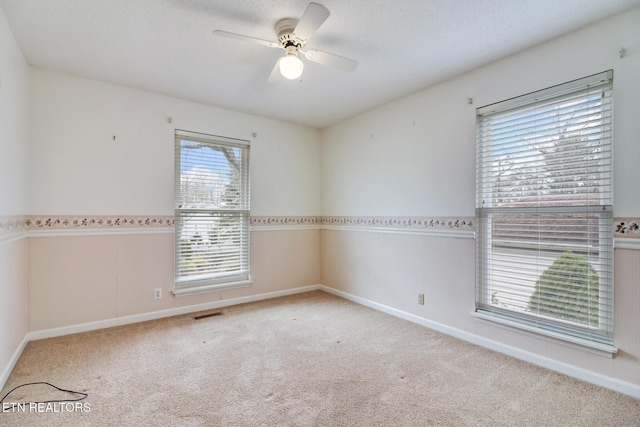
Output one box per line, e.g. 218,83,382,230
27,284,322,341
318,285,640,400
0,334,29,391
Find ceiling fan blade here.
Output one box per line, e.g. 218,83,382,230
267,58,283,83
302,49,358,72
293,2,330,44
212,30,280,48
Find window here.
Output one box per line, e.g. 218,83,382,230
475,71,614,349
174,130,251,294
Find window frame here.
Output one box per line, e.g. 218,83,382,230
173,130,251,295
474,71,615,352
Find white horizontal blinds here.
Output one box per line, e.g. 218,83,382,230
475,71,614,344
175,131,250,288
476,210,614,340
175,211,249,284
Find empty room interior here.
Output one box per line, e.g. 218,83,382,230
1,0,640,424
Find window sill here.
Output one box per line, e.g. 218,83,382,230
172,279,252,297
472,311,618,358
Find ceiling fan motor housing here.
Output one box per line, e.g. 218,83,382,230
276,18,304,51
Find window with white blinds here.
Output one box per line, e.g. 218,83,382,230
475,71,614,348
174,130,251,292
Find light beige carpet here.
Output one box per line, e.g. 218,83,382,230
1,291,638,426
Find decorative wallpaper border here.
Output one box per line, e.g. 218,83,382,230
28,215,175,230
615,218,640,237
250,216,322,227
22,215,476,233
320,216,476,231
0,215,638,238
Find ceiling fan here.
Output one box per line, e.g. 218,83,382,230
212,2,358,82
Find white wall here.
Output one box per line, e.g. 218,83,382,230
320,7,640,394
29,69,321,216
0,9,28,214
0,7,29,386
320,82,475,217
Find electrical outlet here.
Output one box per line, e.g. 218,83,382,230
418,293,424,305
154,288,162,299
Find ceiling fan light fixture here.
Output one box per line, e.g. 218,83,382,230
279,52,304,80
212,3,358,83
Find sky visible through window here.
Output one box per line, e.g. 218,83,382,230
179,139,235,209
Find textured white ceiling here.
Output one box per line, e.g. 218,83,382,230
2,0,639,128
